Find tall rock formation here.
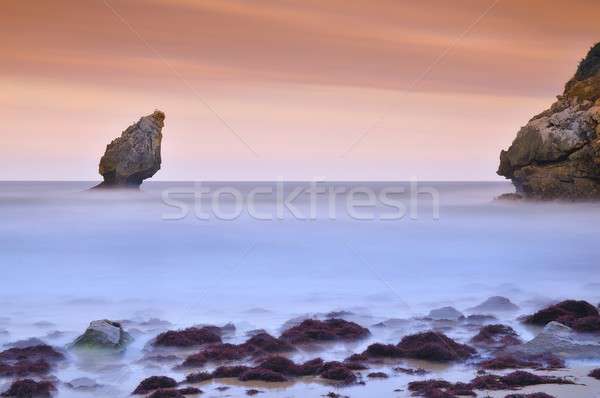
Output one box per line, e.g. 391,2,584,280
95,110,165,188
498,43,600,199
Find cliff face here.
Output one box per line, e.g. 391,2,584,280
95,110,165,188
498,43,600,200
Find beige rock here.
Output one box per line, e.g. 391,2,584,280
94,110,165,188
498,43,600,199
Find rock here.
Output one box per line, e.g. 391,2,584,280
363,343,404,358
184,371,212,383
467,296,519,313
589,368,600,379
0,379,55,397
409,372,572,398
367,372,388,378
396,331,476,361
95,110,165,188
323,393,349,398
65,378,101,391
0,345,64,363
153,326,221,348
175,387,201,395
72,320,132,351
427,306,464,321
179,333,295,368
299,358,327,375
318,362,357,384
243,332,295,353
245,329,268,337
181,343,248,368
254,356,326,377
470,324,522,349
280,319,370,345
133,376,178,395
394,367,429,375
498,43,600,199
238,368,288,382
507,321,600,358
358,332,476,362
408,379,474,398
470,371,574,390
496,193,524,201
478,353,564,370
146,389,196,398
371,318,410,328
212,365,250,378
194,322,236,337
523,299,600,332
255,356,300,376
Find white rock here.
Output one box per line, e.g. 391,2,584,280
508,321,600,359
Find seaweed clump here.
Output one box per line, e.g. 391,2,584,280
470,324,522,349
409,371,573,398
280,319,370,345
524,300,600,332
154,327,222,347
147,388,201,398
179,332,295,368
589,368,600,379
1,379,56,398
470,371,574,390
478,353,564,371
132,376,177,395
397,331,476,361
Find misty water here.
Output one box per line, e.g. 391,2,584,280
1,181,600,397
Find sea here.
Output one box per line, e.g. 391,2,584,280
1,181,599,397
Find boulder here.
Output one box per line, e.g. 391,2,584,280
153,326,221,348
0,379,55,398
396,331,476,361
498,42,600,199
470,324,522,349
280,319,370,345
94,110,165,188
133,376,177,395
427,306,464,321
65,378,102,391
467,296,519,313
507,321,600,359
72,320,132,351
523,299,600,332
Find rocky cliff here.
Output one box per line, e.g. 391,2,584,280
498,43,600,199
95,110,165,188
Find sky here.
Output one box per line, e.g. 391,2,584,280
2,0,600,181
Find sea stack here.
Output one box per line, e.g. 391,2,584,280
94,110,165,189
497,43,600,200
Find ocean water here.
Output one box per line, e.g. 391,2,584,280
1,181,600,397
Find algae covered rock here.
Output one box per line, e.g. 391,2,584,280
72,320,132,351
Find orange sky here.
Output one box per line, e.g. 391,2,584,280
2,0,600,180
